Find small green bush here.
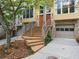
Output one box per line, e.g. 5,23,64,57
45,31,52,46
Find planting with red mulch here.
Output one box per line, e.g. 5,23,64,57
0,40,34,59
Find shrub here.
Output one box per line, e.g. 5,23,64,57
45,31,52,46
76,36,79,43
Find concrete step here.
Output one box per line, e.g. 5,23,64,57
24,35,42,37
20,36,44,52
28,42,44,47
26,39,42,43
31,45,44,52
23,33,42,37
22,36,42,40
27,41,43,44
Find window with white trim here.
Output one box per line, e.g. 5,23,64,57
40,6,44,13
55,0,76,14
23,5,33,18
40,6,50,14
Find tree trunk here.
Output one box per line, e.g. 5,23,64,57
6,30,11,50
2,30,11,54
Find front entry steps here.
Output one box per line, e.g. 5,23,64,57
22,26,44,52
22,36,44,52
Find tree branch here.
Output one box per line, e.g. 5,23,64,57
0,5,8,31
9,0,15,11
10,0,24,30
14,0,23,14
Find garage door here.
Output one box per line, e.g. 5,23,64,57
55,24,75,39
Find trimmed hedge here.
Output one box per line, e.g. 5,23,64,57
45,31,52,46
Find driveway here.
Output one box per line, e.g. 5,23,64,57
23,38,79,59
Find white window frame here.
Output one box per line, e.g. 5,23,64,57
40,6,51,15
23,5,33,18
55,0,76,15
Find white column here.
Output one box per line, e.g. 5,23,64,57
74,20,79,38
77,20,79,36
68,0,70,14
68,6,70,14
61,1,63,14
43,6,47,26
76,0,79,12
42,6,47,39
75,0,78,13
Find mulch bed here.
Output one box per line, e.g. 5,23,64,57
0,40,34,59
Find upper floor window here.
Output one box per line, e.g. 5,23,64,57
23,5,33,18
57,2,61,14
62,0,69,13
46,6,51,13
55,0,76,14
70,0,75,13
62,5,68,13
40,6,44,13
40,6,50,14
55,0,61,14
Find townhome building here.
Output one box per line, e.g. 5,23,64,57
22,0,79,39
53,0,79,39
22,4,51,38
1,0,79,39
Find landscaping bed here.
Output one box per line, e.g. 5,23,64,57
0,40,33,59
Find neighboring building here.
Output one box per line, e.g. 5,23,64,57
22,4,51,38
21,0,79,39
22,5,51,26
53,0,79,39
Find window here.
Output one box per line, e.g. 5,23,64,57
40,6,44,13
55,0,62,14
70,6,75,13
70,28,74,31
30,6,33,17
70,0,75,13
56,28,64,31
57,9,61,14
57,1,61,14
23,5,33,18
61,28,64,31
40,6,50,14
62,0,68,13
62,6,68,13
46,6,51,13
55,0,75,14
56,28,60,31
65,28,69,31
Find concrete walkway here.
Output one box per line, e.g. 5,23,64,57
23,38,79,59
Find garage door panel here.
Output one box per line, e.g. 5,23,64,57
55,24,74,39
56,31,74,38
